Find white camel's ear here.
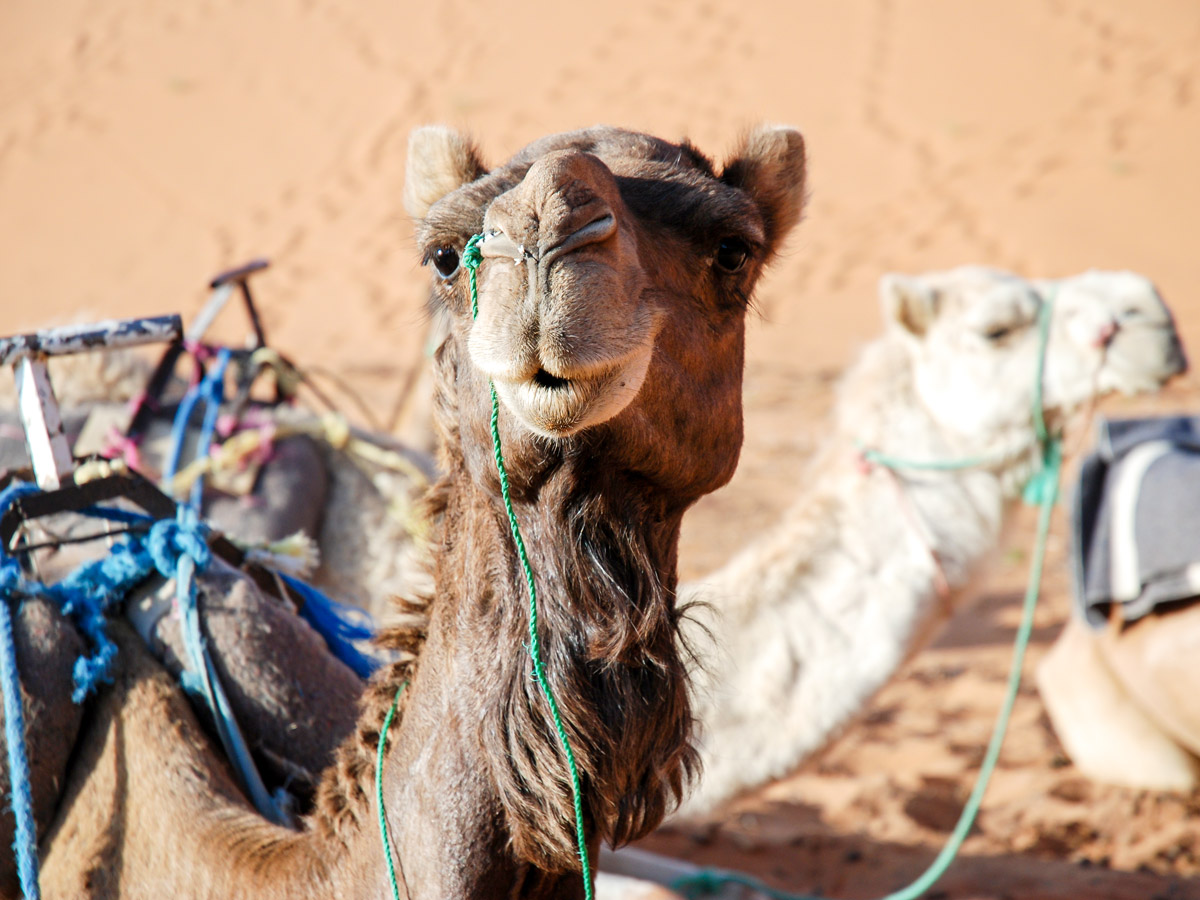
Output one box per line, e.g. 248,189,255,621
720,125,807,253
879,273,940,338
403,126,488,219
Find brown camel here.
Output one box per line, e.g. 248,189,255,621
34,123,807,899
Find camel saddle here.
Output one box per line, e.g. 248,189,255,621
1073,414,1200,629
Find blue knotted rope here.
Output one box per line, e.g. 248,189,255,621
154,348,291,823
147,505,292,826
0,480,291,882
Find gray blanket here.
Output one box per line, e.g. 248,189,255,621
1073,415,1200,629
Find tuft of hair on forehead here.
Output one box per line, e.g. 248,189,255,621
403,125,488,220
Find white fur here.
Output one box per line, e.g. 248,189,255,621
673,265,1184,818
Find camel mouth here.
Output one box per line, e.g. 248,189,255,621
533,368,570,390
1098,325,1188,396
494,346,654,439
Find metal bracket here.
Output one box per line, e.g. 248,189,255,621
1,315,183,489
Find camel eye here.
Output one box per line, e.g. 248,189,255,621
432,246,460,280
715,237,750,273
984,323,1017,342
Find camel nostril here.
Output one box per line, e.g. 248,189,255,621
534,368,570,390
1094,320,1119,349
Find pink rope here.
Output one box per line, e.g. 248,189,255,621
99,426,145,472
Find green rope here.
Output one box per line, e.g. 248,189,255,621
858,446,1004,472
463,233,596,899
675,293,1062,900
879,458,1057,899
376,680,408,900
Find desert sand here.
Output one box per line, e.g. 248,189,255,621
2,1,1200,897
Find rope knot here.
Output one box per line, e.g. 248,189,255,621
147,512,212,578
854,446,876,476
320,413,352,451
0,558,25,602
462,232,485,273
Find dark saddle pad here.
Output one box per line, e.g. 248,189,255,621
1073,414,1200,629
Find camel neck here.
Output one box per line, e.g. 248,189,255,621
675,342,1025,819
377,458,696,895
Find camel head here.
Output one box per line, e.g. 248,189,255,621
879,265,1186,469
406,125,806,503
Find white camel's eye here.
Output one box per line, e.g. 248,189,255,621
984,322,1019,342
980,308,1035,343
432,246,461,280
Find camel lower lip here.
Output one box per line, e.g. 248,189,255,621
494,374,603,436
493,355,646,438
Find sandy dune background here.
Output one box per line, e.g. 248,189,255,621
3,1,1200,897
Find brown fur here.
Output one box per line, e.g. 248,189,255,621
38,124,806,899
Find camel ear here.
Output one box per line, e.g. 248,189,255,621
879,273,940,338
403,126,488,219
720,125,807,254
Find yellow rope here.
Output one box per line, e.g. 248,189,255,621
168,413,430,495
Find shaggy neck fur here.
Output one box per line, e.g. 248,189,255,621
676,336,1041,819
423,449,695,866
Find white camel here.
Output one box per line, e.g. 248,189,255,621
674,265,1185,819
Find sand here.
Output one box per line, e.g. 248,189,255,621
2,1,1200,897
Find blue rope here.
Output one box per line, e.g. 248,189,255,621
189,349,231,510
154,349,291,824
47,538,155,701
280,574,381,679
163,372,205,490
0,482,45,900
0,591,38,900
162,348,231,502
1,483,291,851
150,507,292,826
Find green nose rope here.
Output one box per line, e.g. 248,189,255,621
466,232,595,897
376,680,408,900
374,233,593,900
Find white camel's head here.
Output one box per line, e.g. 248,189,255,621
880,265,1186,457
